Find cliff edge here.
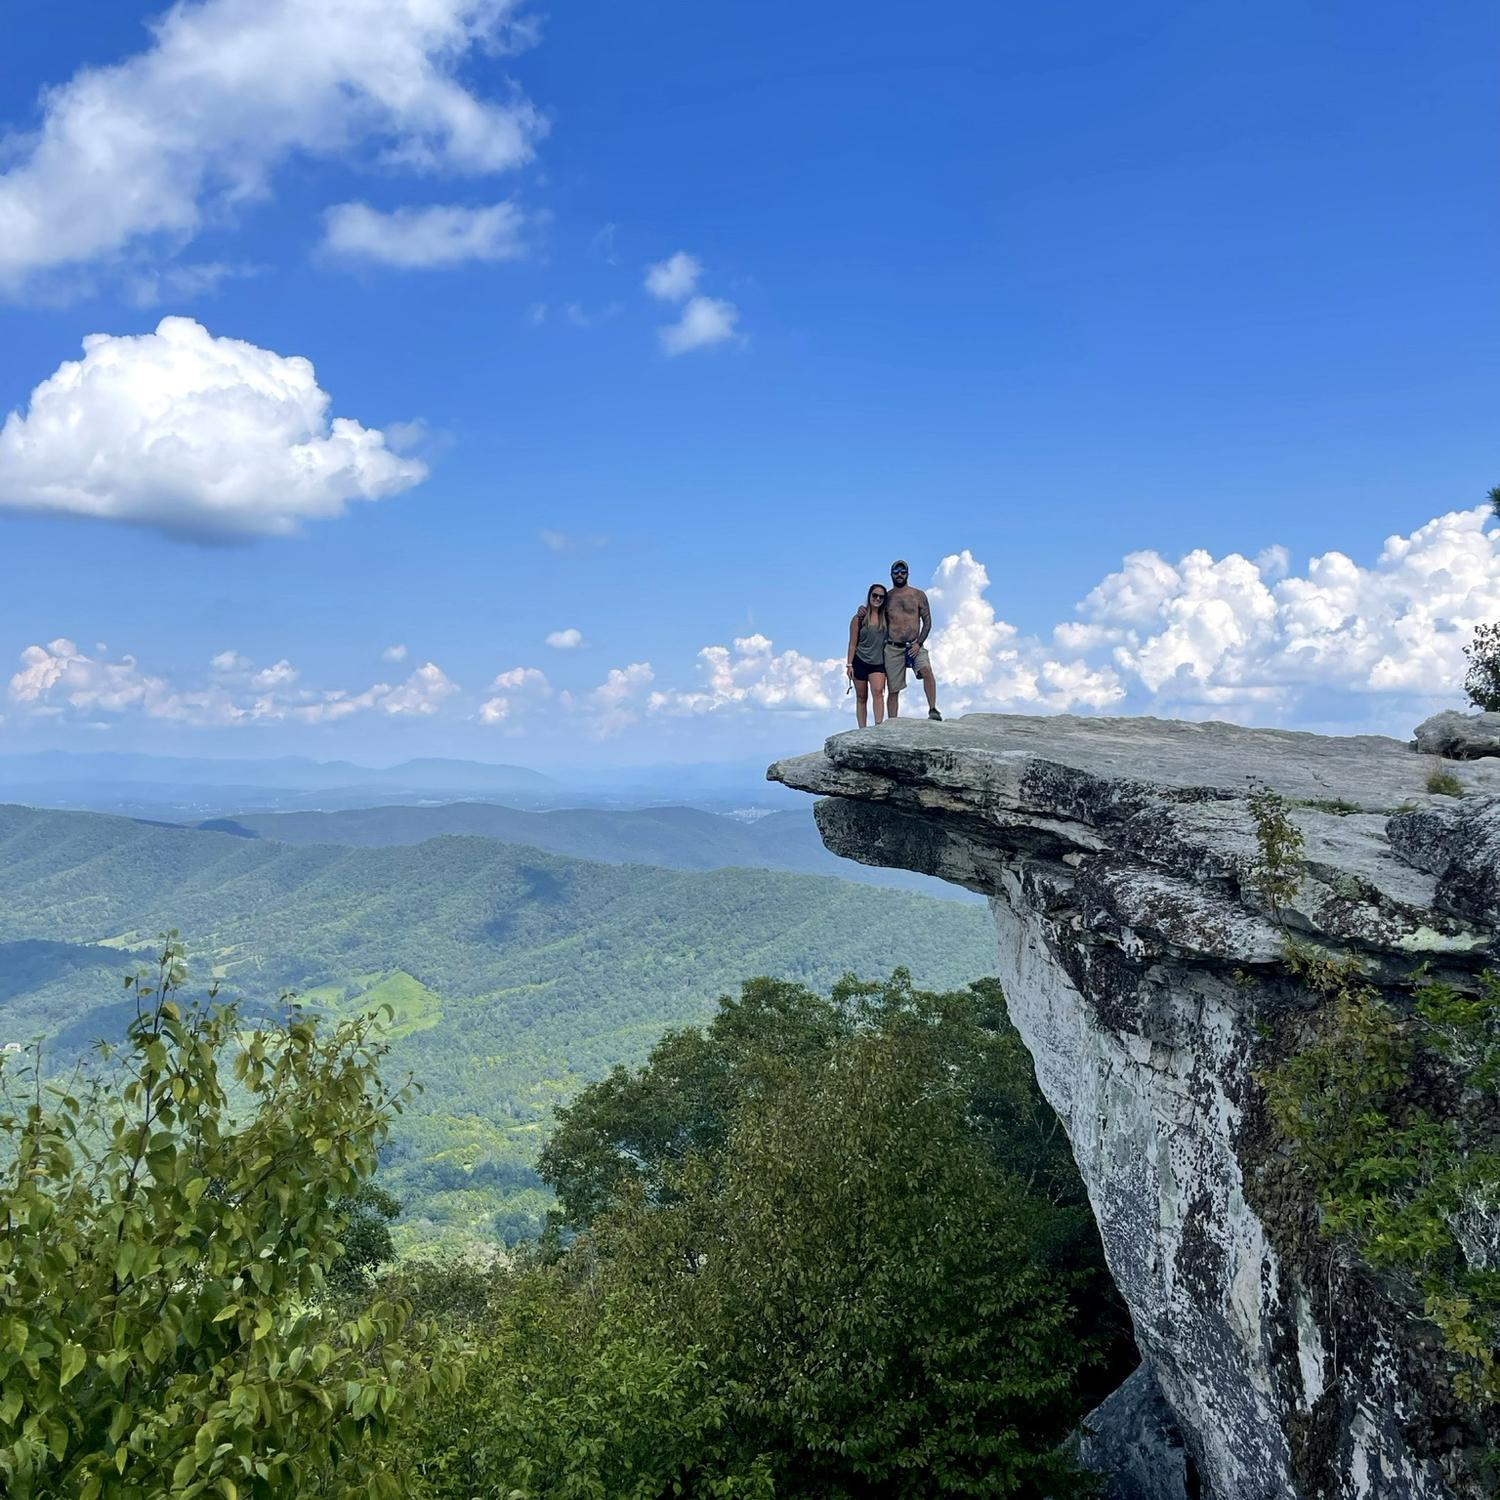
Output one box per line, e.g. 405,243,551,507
769,714,1500,1500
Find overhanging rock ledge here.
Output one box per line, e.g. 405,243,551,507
768,714,1500,1500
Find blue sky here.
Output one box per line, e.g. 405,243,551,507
1,0,1497,767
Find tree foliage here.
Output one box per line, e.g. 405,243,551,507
380,1259,769,1500
325,1183,402,1296
1464,621,1500,713
0,938,445,1499
1263,953,1500,1416
1245,782,1305,919
588,987,1103,1496
3,937,1127,1496
1458,485,1500,712
386,971,1132,1499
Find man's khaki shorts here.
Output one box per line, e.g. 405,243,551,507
883,642,930,693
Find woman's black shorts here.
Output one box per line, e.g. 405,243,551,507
851,656,886,682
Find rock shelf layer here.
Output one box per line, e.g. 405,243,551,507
768,714,1500,1500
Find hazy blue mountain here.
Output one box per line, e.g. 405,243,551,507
0,749,557,793
194,801,974,901
0,749,801,822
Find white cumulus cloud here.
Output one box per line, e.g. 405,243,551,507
641,507,1500,735
9,640,456,727
649,634,845,716
659,296,740,356
479,664,550,723
644,251,742,355
925,550,1128,713
321,200,532,268
251,659,299,690
13,508,1496,744
576,662,653,737
545,628,583,649
382,643,409,663
0,317,426,540
0,0,544,294
479,660,650,735
366,662,458,716
932,507,1500,729
491,666,550,691
290,664,458,722
11,639,188,720
644,251,702,303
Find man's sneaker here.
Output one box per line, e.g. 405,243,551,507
928,708,943,721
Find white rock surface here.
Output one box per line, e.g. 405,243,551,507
769,714,1500,1500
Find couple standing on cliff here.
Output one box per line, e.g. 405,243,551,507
845,558,942,728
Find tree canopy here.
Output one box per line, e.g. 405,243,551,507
384,972,1132,1498
0,938,444,1499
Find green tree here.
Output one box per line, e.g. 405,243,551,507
541,972,1122,1497
0,938,443,1499
1464,622,1500,712
1460,487,1500,711
539,975,854,1226
325,1183,402,1296
381,1260,771,1500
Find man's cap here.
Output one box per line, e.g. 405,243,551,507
891,558,908,570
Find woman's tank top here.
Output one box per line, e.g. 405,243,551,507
855,610,887,666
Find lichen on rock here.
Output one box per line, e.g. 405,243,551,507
769,714,1500,1500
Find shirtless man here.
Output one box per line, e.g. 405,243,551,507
882,558,942,721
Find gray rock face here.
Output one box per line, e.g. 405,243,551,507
768,714,1500,1500
1077,1364,1195,1500
1413,710,1500,760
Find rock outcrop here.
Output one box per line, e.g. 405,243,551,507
768,715,1500,1500
1414,710,1500,761
1075,1364,1196,1500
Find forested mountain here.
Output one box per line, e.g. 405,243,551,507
197,801,973,898
0,803,996,1244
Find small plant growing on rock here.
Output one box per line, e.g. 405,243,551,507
1246,782,1305,920
1427,766,1465,797
1298,797,1361,816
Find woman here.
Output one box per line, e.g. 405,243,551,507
846,584,889,727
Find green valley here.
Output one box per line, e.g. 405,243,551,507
0,803,997,1247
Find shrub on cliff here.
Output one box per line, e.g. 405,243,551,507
1264,955,1500,1421
0,938,444,1500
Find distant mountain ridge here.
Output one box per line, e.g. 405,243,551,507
0,750,556,793
194,801,973,900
